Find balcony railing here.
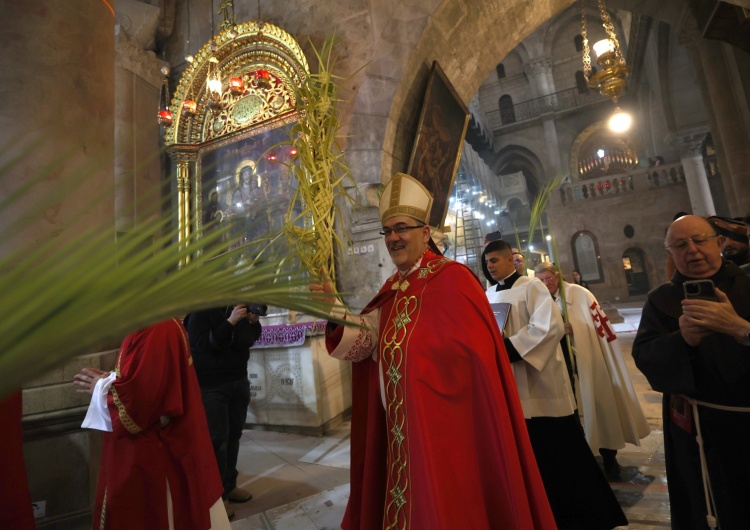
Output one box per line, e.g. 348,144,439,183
557,162,686,205
486,87,604,130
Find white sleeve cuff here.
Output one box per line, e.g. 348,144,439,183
81,372,117,432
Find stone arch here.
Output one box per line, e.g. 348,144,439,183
354,0,573,190
571,230,604,283
622,246,651,296
493,144,546,199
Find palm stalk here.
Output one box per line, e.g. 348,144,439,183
277,37,361,285
534,190,576,381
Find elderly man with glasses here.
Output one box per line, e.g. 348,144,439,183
633,214,750,530
310,173,555,530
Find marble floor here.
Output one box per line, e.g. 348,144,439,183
228,302,672,529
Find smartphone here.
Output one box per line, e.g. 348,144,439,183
683,279,718,301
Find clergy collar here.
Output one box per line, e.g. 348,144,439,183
495,271,521,291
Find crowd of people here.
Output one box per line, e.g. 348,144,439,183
4,170,750,530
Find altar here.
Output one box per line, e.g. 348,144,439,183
246,320,351,433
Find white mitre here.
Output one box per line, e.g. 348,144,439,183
379,172,434,225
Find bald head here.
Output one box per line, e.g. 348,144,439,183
665,215,724,278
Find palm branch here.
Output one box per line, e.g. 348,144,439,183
0,125,344,399
275,36,364,286
527,175,575,377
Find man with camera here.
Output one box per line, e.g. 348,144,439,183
633,214,750,529
185,304,264,518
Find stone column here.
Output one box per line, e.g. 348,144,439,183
676,131,716,217
524,57,555,99
114,0,167,233
694,39,750,216
0,2,115,257
542,117,563,176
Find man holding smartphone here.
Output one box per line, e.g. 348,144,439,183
185,305,263,519
633,215,750,530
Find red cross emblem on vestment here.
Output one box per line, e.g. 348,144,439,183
590,301,617,343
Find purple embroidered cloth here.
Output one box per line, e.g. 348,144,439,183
253,321,327,349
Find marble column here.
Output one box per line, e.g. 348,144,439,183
676,131,716,217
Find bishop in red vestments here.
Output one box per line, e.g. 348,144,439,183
312,173,556,530
77,319,225,530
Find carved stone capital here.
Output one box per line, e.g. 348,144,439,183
668,127,710,157
524,57,553,78
114,0,165,89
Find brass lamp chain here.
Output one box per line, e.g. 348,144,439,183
598,0,625,65
580,3,591,81
161,76,170,111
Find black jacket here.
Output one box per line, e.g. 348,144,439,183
185,307,262,387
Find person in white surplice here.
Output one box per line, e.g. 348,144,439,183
534,261,650,480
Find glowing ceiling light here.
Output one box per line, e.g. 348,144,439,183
608,108,633,132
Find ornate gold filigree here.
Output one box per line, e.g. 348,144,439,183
165,21,309,146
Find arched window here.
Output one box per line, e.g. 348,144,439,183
496,63,506,79
622,247,650,296
575,70,588,94
574,34,584,52
499,95,515,125
572,231,603,283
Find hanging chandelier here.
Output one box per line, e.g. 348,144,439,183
581,0,630,103
581,0,632,131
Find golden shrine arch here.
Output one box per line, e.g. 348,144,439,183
163,21,310,254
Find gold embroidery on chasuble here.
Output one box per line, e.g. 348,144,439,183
111,347,143,435
382,293,417,530
381,257,450,529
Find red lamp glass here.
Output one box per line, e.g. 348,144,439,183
229,77,245,95
256,69,272,90
157,109,173,126
182,99,197,116
267,153,277,161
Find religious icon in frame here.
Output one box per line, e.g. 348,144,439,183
407,61,470,229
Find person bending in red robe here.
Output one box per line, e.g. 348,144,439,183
310,172,556,530
74,318,230,530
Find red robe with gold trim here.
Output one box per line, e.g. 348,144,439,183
327,251,556,530
94,319,222,530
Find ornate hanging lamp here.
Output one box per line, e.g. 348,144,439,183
157,66,173,126
581,0,632,131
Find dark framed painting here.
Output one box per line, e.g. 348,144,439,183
407,61,470,229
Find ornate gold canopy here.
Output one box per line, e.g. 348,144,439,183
164,20,309,146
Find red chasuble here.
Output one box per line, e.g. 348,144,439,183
94,319,222,530
0,391,35,530
328,251,556,530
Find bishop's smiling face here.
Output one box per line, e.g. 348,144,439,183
381,215,431,273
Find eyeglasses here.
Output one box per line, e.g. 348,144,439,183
665,234,718,251
379,225,425,237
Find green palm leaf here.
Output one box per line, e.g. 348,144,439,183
0,151,339,399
